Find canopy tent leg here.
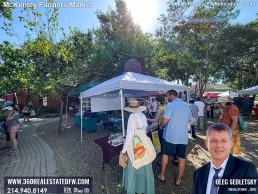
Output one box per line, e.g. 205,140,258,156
120,89,125,137
80,97,83,142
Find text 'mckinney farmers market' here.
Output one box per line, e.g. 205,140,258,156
2,1,94,8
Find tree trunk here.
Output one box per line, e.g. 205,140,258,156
57,98,64,133
198,69,208,100
26,88,30,105
250,64,258,87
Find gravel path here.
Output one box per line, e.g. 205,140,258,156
37,115,258,194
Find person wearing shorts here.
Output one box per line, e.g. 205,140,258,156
4,106,20,156
4,121,18,148
162,139,187,159
155,90,191,186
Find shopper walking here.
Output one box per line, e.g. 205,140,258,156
195,97,205,130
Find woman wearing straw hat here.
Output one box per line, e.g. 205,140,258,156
218,96,241,155
121,100,155,194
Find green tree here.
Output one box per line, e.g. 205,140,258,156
173,0,239,97
0,0,12,20
154,0,204,85
0,41,35,104
95,0,154,80
156,0,193,41
155,0,243,96
0,0,90,132
211,20,258,89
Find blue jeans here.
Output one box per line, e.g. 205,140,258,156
158,128,164,154
191,125,196,138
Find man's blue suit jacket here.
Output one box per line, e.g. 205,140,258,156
192,154,258,194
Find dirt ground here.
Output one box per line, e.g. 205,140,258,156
37,114,258,194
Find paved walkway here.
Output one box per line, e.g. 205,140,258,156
0,118,58,193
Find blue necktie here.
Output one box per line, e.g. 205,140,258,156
210,167,222,194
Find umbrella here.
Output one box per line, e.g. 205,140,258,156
203,93,219,98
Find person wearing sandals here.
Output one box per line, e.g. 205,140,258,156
4,106,20,156
121,100,155,194
155,90,192,186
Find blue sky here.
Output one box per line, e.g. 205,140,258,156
1,0,257,45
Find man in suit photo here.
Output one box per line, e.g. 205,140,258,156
192,123,257,194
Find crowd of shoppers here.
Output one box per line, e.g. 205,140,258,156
1,93,255,194
121,91,255,194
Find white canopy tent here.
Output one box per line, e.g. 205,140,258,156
239,85,258,95
79,72,188,141
218,91,239,98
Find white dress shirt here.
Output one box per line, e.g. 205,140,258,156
122,112,148,153
206,156,229,194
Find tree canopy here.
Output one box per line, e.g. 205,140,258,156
1,0,257,109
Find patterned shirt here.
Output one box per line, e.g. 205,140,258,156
218,105,240,130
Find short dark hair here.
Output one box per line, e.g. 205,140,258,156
225,102,233,106
156,96,165,105
206,123,232,140
189,99,195,104
167,90,178,97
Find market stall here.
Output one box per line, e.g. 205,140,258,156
79,72,188,141
94,125,158,169
218,91,239,98
239,85,258,118
239,85,258,95
67,84,96,114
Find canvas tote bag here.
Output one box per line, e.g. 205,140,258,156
127,114,156,169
